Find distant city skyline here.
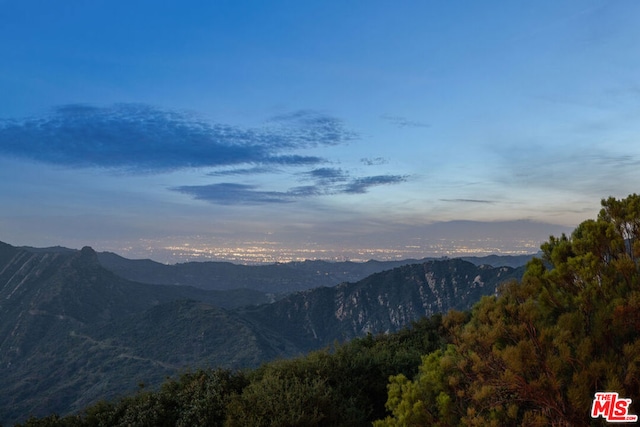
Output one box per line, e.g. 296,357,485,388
1,1,639,263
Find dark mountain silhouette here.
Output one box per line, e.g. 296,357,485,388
0,240,525,425
96,249,533,293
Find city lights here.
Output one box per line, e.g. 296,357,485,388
111,237,542,265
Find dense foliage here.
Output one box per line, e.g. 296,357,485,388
17,315,445,426
376,194,640,426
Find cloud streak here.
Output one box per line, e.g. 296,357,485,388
302,167,349,185
361,157,388,166
380,114,430,128
172,183,294,205
341,175,408,194
0,104,354,173
173,171,409,205
267,110,358,146
440,198,496,204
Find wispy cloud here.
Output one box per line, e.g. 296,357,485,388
0,104,354,173
173,172,409,205
207,166,279,176
440,198,496,204
302,167,349,185
380,114,430,128
172,183,294,205
301,168,409,197
267,109,358,146
0,103,411,206
341,175,409,194
361,157,388,166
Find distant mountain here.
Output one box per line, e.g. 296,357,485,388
460,253,536,268
96,249,534,293
0,240,527,425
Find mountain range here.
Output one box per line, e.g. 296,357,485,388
0,240,528,425
95,249,533,293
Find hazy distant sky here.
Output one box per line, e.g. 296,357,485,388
1,0,639,263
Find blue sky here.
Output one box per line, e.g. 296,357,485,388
1,0,640,263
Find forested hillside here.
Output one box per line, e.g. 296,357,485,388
0,242,521,425
17,315,447,427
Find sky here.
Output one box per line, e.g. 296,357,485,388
1,0,640,264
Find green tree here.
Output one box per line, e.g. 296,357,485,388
19,315,445,427
379,194,640,426
17,369,248,427
226,314,446,426
225,369,334,427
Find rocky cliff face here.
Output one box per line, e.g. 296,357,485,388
241,259,524,351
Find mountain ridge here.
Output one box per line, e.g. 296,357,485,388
239,258,525,351
0,240,527,425
96,247,533,293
